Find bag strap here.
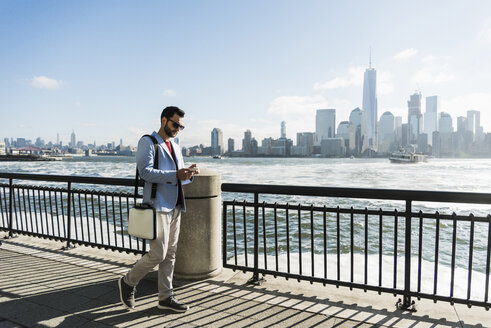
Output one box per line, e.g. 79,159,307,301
134,134,160,200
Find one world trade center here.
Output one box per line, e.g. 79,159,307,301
362,54,378,148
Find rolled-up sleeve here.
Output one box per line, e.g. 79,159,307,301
136,137,178,185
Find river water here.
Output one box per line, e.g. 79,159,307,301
3,155,490,191
3,155,490,215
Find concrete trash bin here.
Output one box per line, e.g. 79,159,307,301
174,168,222,280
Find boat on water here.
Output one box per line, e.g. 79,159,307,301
212,155,222,159
389,149,427,163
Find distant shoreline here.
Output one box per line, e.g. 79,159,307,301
185,154,491,160
0,154,61,162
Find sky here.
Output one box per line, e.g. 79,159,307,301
1,0,491,148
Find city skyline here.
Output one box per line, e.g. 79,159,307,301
1,94,489,152
179,103,488,158
1,1,491,148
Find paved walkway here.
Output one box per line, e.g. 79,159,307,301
0,234,489,327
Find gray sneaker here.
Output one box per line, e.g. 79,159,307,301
157,295,189,312
118,277,136,310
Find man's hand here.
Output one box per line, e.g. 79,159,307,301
176,164,200,180
188,164,200,175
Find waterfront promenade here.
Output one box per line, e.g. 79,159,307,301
0,233,489,327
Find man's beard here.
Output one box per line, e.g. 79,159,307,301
164,124,176,138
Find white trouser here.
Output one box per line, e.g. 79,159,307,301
124,206,181,300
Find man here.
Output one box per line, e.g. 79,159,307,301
119,106,199,312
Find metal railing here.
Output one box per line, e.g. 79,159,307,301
221,183,491,311
2,172,490,310
0,173,147,254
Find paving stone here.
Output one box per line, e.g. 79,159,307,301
73,298,124,321
249,307,305,326
129,279,161,298
187,291,236,309
176,286,211,301
159,307,256,328
72,280,115,299
183,309,258,328
41,279,111,293
28,290,92,312
36,314,92,328
0,280,23,297
202,294,245,312
74,297,163,327
0,298,33,318
96,285,121,304
224,299,273,319
91,309,161,328
1,284,53,297
0,295,16,305
2,300,66,328
279,311,334,327
114,314,197,328
0,250,19,258
332,317,382,327
161,321,199,328
0,319,25,328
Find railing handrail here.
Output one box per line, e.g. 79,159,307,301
0,172,143,187
3,174,490,205
221,183,491,205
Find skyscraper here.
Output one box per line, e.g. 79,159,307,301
349,107,367,154
424,96,439,145
211,128,223,155
378,111,395,153
457,116,467,133
242,130,252,155
16,138,26,148
0,141,5,155
296,132,315,156
315,109,336,144
439,112,453,133
438,112,454,155
70,130,76,148
408,92,422,144
362,56,377,147
336,121,355,153
227,138,234,154
281,121,286,139
467,110,481,142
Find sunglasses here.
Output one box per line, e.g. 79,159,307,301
167,118,185,131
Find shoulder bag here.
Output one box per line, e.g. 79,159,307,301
128,134,159,240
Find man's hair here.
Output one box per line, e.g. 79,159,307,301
161,106,185,120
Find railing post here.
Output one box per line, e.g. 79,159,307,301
222,203,227,269
63,182,73,250
249,192,264,285
142,237,147,253
397,199,416,311
7,178,14,238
